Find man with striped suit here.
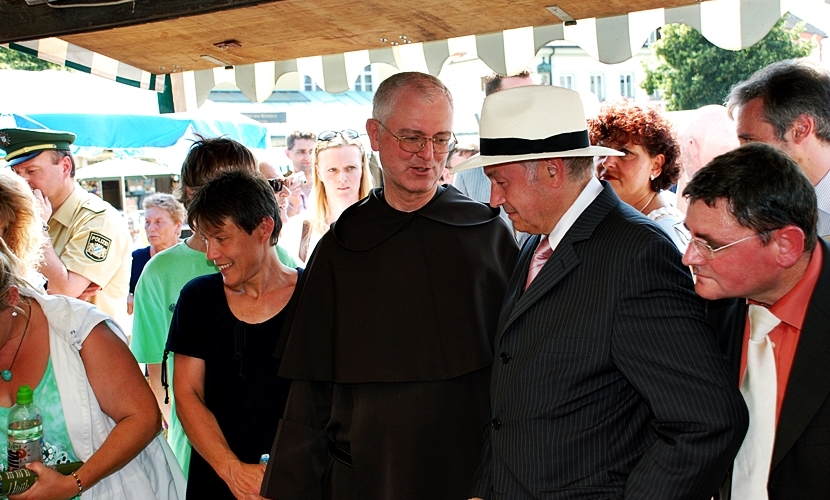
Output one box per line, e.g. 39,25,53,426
453,85,748,500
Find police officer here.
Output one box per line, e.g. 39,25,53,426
0,128,130,322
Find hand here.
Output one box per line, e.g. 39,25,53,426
32,189,52,222
78,283,102,301
10,462,79,500
224,462,266,500
285,171,307,190
127,294,134,315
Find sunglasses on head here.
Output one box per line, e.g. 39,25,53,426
267,178,286,193
318,129,360,142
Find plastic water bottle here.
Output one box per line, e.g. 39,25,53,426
7,386,42,471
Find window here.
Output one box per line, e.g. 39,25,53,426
620,74,634,98
303,75,322,92
590,74,605,101
646,28,662,47
558,74,574,89
355,65,373,92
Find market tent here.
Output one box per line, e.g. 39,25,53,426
0,113,46,130
72,158,181,215
27,111,268,150
74,158,180,181
2,0,829,108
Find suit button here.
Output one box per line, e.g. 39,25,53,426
492,418,501,430
500,352,511,364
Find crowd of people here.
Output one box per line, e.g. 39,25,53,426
0,56,827,500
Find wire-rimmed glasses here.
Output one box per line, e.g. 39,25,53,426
375,120,456,154
691,234,761,260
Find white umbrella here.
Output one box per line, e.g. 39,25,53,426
75,158,179,181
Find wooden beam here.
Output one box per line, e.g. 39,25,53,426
0,0,282,44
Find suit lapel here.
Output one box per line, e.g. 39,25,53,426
710,299,746,382
496,184,619,340
772,240,830,469
494,234,538,340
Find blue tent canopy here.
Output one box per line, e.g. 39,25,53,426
26,112,269,150
0,113,46,130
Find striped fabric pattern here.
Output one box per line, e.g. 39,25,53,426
5,0,808,103
2,38,163,92
475,185,747,499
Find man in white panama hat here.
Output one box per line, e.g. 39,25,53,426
456,85,748,500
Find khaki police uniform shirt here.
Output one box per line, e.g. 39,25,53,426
48,184,131,322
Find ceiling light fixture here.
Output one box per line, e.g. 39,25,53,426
213,40,242,50
201,55,233,69
546,5,577,26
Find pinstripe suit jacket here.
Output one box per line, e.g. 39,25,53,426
474,184,748,500
708,239,830,499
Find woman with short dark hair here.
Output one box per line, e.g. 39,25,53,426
165,171,301,500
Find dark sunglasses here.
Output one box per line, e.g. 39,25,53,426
318,129,360,142
267,178,286,193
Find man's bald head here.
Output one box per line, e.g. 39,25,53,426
681,105,739,178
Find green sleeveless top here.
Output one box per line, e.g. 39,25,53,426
0,358,79,471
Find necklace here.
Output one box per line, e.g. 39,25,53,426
639,192,658,214
2,302,31,382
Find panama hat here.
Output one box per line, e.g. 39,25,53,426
452,85,622,173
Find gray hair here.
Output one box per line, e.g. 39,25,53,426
372,72,453,123
142,192,186,225
727,59,830,143
523,156,593,183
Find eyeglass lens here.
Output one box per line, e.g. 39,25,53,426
377,121,455,154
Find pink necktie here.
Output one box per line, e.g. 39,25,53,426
525,235,553,290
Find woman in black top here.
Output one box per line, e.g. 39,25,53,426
166,171,300,499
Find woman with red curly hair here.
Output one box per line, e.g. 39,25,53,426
589,100,687,251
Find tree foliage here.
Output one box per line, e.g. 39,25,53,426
642,15,814,111
0,46,62,71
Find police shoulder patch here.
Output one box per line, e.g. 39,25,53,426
84,232,111,262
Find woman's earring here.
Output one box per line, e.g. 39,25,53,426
649,174,655,181
11,311,17,317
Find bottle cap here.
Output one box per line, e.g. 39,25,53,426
16,385,33,406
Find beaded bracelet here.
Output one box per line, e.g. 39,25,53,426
70,470,83,495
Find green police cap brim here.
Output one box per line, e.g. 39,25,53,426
0,128,76,166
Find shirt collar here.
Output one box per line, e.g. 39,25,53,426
814,169,830,214
755,243,824,329
546,176,603,253
51,183,84,229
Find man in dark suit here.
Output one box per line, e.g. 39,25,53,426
452,85,748,500
682,142,830,499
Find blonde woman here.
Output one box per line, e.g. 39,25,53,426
281,129,374,262
0,171,45,290
0,239,185,499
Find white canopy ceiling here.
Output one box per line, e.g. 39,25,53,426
4,0,829,107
